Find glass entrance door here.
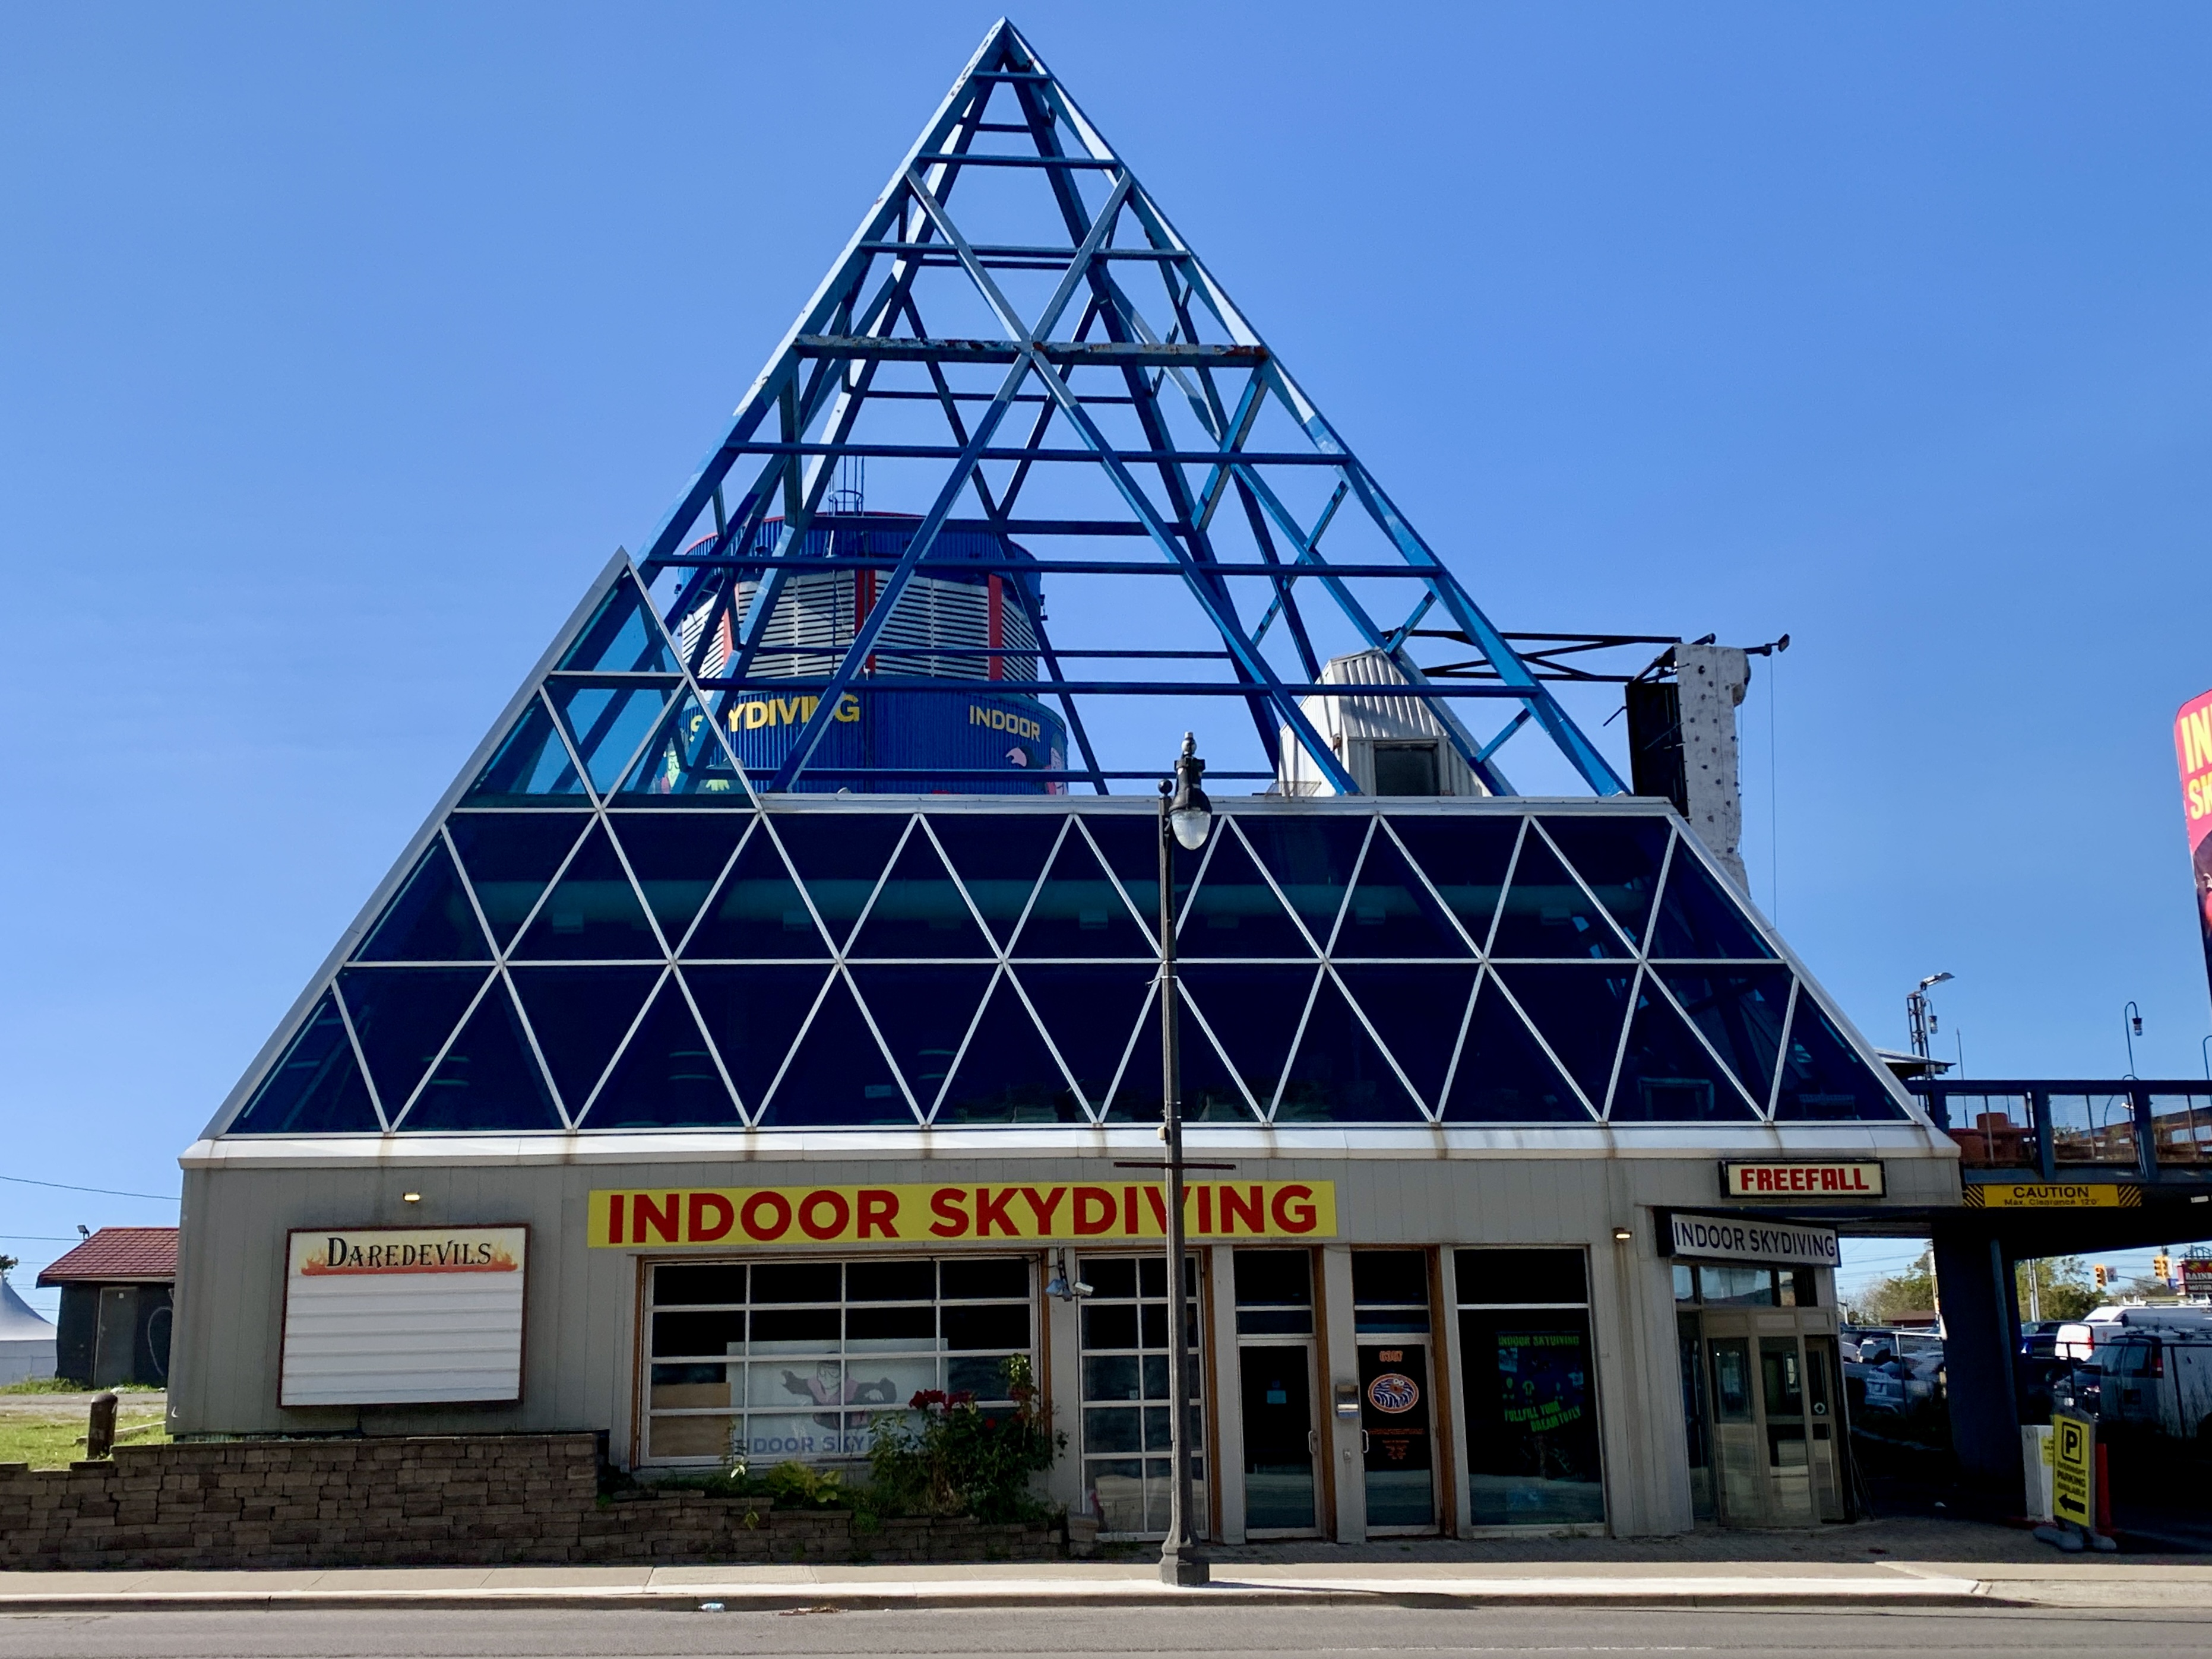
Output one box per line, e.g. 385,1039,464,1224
1357,1343,1435,1530
1238,1345,1318,1534
1698,1313,1849,1526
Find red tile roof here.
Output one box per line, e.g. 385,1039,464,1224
37,1227,178,1286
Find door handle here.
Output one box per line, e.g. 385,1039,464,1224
1361,1430,1371,1453
1307,1428,1318,1455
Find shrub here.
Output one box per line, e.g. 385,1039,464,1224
866,1356,1060,1523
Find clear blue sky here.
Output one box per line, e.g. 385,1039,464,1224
4,4,2211,1315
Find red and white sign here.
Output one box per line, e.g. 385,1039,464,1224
2175,691,2212,1005
1720,1160,1885,1199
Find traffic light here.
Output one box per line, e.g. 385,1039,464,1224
2093,1264,2109,1290
2154,1254,2173,1285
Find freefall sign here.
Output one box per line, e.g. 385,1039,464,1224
2175,690,2212,1006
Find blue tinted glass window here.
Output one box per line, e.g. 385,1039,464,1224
1489,829,1628,960
510,965,662,1117
1105,989,1258,1125
1650,850,1776,960
550,681,673,796
1009,964,1156,1111
338,966,488,1119
447,813,590,946
1493,964,1634,1106
684,964,832,1114
607,814,751,952
1337,964,1479,1107
355,840,490,963
1274,971,1425,1123
400,977,563,1131
757,973,915,1127
1241,815,1368,943
229,991,382,1134
849,827,993,959
1332,827,1471,958
932,973,1084,1125
1661,968,1792,1110
684,828,827,959
463,698,587,805
1082,817,1164,938
1609,974,1759,1122
511,823,659,961
1012,822,1154,958
772,815,907,952
1179,964,1319,1117
1179,827,1313,958
849,964,995,1113
1773,998,1906,1122
1540,817,1670,949
619,690,749,803
1386,816,1519,952
559,578,678,673
584,976,740,1128
1442,972,1590,1122
928,813,1064,946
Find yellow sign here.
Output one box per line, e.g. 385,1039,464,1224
2050,1410,2094,1529
1962,1183,2139,1210
588,1180,1336,1249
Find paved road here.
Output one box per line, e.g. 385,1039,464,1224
1,1605,2208,1659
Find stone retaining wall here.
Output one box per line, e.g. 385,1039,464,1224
0,1436,1057,1572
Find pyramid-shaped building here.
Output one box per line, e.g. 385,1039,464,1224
175,21,1956,1539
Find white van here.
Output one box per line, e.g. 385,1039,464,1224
2053,1304,2212,1362
2099,1329,2212,1441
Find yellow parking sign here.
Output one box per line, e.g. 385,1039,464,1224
2050,1410,2094,1530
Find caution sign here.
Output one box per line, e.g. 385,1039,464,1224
1963,1183,2139,1210
2051,1410,2094,1530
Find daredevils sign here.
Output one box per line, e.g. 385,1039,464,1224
588,1181,1336,1248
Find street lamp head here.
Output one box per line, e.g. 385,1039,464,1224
1918,972,1954,992
1167,733,1214,850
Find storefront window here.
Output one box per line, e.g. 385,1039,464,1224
643,1257,1031,1466
1674,1264,1817,1308
1455,1248,1604,1528
1077,1255,1204,1537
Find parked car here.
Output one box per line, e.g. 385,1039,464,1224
2019,1320,2067,1360
2016,1355,2099,1421
2056,1305,2212,1362
2096,1330,2212,1440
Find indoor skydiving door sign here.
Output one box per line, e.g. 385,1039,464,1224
588,1182,1336,1247
1666,1214,1840,1269
279,1226,527,1407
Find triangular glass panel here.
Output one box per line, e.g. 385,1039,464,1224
1441,972,1592,1123
1492,964,1635,1107
1336,964,1479,1107
1540,816,1670,951
1011,963,1158,1112
1011,820,1155,958
228,990,382,1134
446,812,590,946
757,972,916,1127
549,680,675,796
932,971,1085,1126
511,822,660,961
355,839,490,963
1386,815,1521,952
1608,975,1760,1123
682,827,828,959
1331,828,1472,958
1487,828,1628,960
1273,971,1426,1124
849,829,993,958
338,965,490,1117
510,965,662,1117
1081,816,1165,939
685,963,833,1113
1105,989,1260,1126
1178,964,1319,1117
849,964,996,1112
1650,846,1777,960
399,976,564,1131
618,689,751,805
558,576,678,673
1178,825,1312,958
607,813,752,952
771,813,909,953
1242,815,1369,945
1660,967,1792,1111
928,813,1065,947
581,974,741,1129
461,698,588,805
1773,995,1907,1122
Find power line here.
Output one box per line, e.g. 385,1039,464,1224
0,1174,178,1203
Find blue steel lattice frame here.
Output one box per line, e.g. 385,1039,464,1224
628,20,1626,799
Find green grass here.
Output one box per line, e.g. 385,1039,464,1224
0,1413,169,1468
0,1378,164,1395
